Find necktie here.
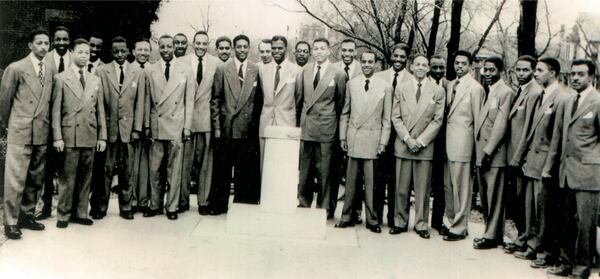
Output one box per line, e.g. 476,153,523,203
392,71,399,91
483,85,489,103
344,65,350,80
313,65,321,89
164,61,170,81
79,68,85,89
364,79,370,92
38,61,44,86
536,90,545,111
450,80,460,106
88,63,93,73
119,65,124,88
416,82,422,103
197,56,203,85
572,93,581,117
140,63,145,69
58,55,65,73
274,64,281,91
238,63,244,86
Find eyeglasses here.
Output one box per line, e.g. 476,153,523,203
296,49,310,54
431,66,445,70
218,46,231,51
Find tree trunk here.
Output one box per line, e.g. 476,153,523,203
427,0,444,58
446,0,464,80
517,0,537,57
393,0,409,44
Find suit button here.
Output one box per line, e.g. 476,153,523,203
30,101,33,104
175,102,178,104
76,124,80,127
158,114,161,117
155,102,158,105
171,114,174,117
535,151,539,154
567,139,570,142
566,155,570,158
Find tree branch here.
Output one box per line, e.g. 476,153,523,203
472,0,508,58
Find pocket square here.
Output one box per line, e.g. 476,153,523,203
544,107,553,114
253,81,257,87
583,111,594,119
328,80,335,87
132,82,137,88
489,99,497,109
517,105,524,110
286,78,295,84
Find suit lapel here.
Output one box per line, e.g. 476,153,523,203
448,79,469,117
274,61,291,96
106,62,120,93
401,78,416,116
409,79,435,131
569,89,597,125
224,60,241,102
195,58,216,101
263,62,275,97
509,82,532,118
22,60,43,101
475,85,496,136
235,62,258,113
159,64,184,104
528,88,559,139
306,65,334,110
354,77,384,128
64,68,83,99
121,62,137,93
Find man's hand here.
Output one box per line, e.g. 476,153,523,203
53,140,64,153
214,129,221,139
508,159,520,168
480,153,493,173
406,138,420,153
96,140,106,152
377,144,385,155
144,128,152,141
340,140,348,152
183,129,191,142
541,171,552,183
131,131,140,142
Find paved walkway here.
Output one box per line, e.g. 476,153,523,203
0,197,593,279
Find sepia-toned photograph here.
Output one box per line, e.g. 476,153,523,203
0,0,600,278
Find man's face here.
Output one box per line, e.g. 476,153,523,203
360,52,376,77
193,34,209,58
295,43,310,66
173,35,188,57
340,42,356,65
515,60,534,85
89,37,103,62
391,48,408,72
133,41,151,64
429,58,445,80
28,34,50,60
258,42,272,64
53,30,70,55
271,40,286,64
234,39,249,62
570,64,592,92
72,43,90,68
411,56,430,80
158,38,174,62
217,41,232,62
312,41,330,64
111,42,128,65
454,55,470,78
534,62,553,87
482,61,501,86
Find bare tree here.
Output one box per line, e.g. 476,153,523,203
446,0,464,80
472,0,508,58
427,0,444,57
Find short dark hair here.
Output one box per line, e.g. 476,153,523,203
360,49,377,61
271,35,288,48
158,34,173,42
313,37,330,47
391,43,410,56
430,54,445,62
89,32,103,41
111,36,127,45
484,56,504,72
73,38,89,48
454,49,473,64
233,34,250,47
295,41,311,51
134,37,151,50
572,59,596,76
53,26,70,37
516,55,537,69
215,36,232,48
174,33,187,40
193,31,208,42
29,29,49,43
538,56,561,76
260,38,272,45
341,38,355,46
412,53,429,64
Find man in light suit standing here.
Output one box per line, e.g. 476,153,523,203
333,39,361,80
546,59,600,279
51,39,107,228
443,50,484,241
143,35,194,220
390,54,445,238
258,39,273,65
0,29,54,239
296,38,347,219
180,31,219,215
335,50,391,233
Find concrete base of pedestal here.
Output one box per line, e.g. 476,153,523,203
226,204,327,239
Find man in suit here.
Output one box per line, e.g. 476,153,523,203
89,36,145,220
294,41,311,68
173,33,188,58
335,50,391,233
88,33,104,74
143,35,194,220
37,26,73,220
510,57,569,266
546,59,600,279
296,38,346,218
215,36,232,63
333,39,361,80
257,35,301,167
443,50,484,241
179,31,219,215
51,38,107,228
390,54,445,238
472,56,514,249
258,39,273,65
0,29,53,239
504,55,544,254
373,43,412,227
209,34,262,214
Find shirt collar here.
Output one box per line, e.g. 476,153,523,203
578,85,594,100
71,63,85,77
488,79,501,92
114,60,127,72
234,57,246,70
457,72,471,83
314,60,329,74
520,78,534,91
160,57,176,70
544,80,559,94
29,52,44,70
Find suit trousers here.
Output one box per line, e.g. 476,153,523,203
181,132,212,207
477,167,505,240
98,139,136,213
3,144,47,225
89,150,107,214
507,168,527,246
395,158,433,231
522,176,558,253
341,158,377,225
375,141,395,226
444,160,473,235
40,144,61,212
298,140,334,210
430,133,446,228
131,138,150,208
57,147,95,222
149,140,183,213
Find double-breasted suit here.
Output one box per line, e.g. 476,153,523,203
444,73,484,236
339,74,392,225
296,61,347,213
209,58,263,212
392,77,445,231
1,54,55,226
144,58,194,214
51,65,107,222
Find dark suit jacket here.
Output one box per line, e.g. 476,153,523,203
507,80,543,161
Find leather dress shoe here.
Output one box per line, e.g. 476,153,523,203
334,221,354,228
389,226,407,235
514,248,536,260
70,217,94,225
326,210,334,220
414,228,430,239
431,224,449,236
119,211,134,220
138,206,150,214
56,221,69,228
4,225,22,239
530,257,557,268
176,204,190,214
209,208,228,216
143,209,159,217
570,268,590,279
90,212,106,220
166,211,178,220
351,216,363,225
198,206,210,215
443,232,466,241
503,242,525,254
366,224,382,233
547,264,572,276
35,209,52,221
473,238,500,249
18,216,45,231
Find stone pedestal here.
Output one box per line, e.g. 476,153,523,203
226,126,326,239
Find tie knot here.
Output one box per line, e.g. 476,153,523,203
140,64,145,69
39,61,44,67
79,68,83,74
166,61,170,66
317,65,321,70
276,65,281,70
198,56,203,62
344,65,349,70
418,83,422,87
119,65,123,69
